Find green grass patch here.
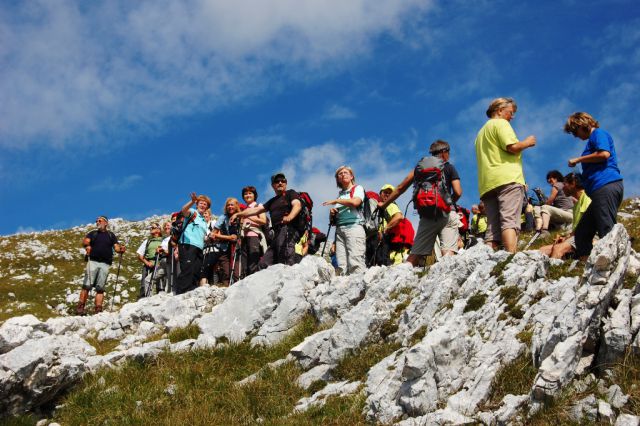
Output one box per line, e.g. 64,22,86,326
83,336,121,356
547,260,584,281
481,351,538,411
463,293,486,313
530,290,546,306
611,349,640,415
53,315,331,425
623,272,638,291
516,329,533,346
332,341,402,382
499,286,524,319
282,391,368,425
490,254,514,286
525,377,600,425
168,324,201,343
409,325,428,346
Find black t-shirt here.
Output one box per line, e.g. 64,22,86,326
86,230,118,265
443,162,460,197
263,189,300,227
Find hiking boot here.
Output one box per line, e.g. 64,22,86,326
94,305,103,314
76,302,86,316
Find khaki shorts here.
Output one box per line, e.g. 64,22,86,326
411,213,448,256
481,183,525,243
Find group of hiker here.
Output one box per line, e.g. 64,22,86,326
76,98,624,315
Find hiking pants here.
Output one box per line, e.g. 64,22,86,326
335,224,366,275
574,180,623,258
139,265,153,298
176,244,203,295
242,235,262,276
259,225,300,269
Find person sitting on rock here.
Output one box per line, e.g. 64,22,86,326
538,172,591,259
533,170,575,238
77,216,125,315
136,222,164,298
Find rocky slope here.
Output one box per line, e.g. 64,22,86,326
1,202,640,424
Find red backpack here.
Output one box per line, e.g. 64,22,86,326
456,205,470,233
412,156,452,217
387,217,415,247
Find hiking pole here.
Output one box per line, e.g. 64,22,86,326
109,237,127,312
523,231,541,251
321,222,333,257
145,252,160,297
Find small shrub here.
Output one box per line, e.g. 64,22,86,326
529,290,546,305
464,293,487,313
623,272,638,290
491,254,515,286
307,380,327,395
497,313,508,321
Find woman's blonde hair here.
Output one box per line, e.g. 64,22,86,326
564,112,599,135
486,97,517,118
223,197,239,213
334,165,355,188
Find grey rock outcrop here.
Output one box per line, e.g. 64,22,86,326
0,218,638,423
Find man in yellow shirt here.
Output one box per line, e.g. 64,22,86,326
475,97,536,253
378,184,409,265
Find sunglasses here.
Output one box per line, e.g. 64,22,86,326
273,179,287,184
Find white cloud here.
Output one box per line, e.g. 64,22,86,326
322,104,357,120
0,0,433,148
89,175,142,192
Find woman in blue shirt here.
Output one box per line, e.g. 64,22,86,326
565,112,623,259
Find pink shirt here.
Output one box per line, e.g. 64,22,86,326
243,202,264,237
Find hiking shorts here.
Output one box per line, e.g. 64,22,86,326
481,183,524,243
440,210,461,253
82,260,109,292
411,213,448,256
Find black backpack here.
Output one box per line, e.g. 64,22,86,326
286,190,313,235
170,211,196,244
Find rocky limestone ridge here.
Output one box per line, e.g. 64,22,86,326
1,224,639,424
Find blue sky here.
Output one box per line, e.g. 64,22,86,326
1,0,639,236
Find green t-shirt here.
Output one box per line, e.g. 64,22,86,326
475,118,525,197
144,237,163,260
471,215,487,234
572,191,592,231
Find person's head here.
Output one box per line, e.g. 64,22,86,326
564,112,599,140
195,195,211,213
242,186,258,204
149,222,162,237
429,140,450,160
203,209,212,222
379,184,395,202
471,204,480,214
162,221,172,236
546,170,564,184
563,172,584,197
478,201,485,214
486,97,517,121
271,172,288,194
96,215,108,231
224,197,239,215
334,165,355,189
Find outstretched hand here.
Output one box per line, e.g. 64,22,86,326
322,199,337,206
190,192,198,203
568,158,579,167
